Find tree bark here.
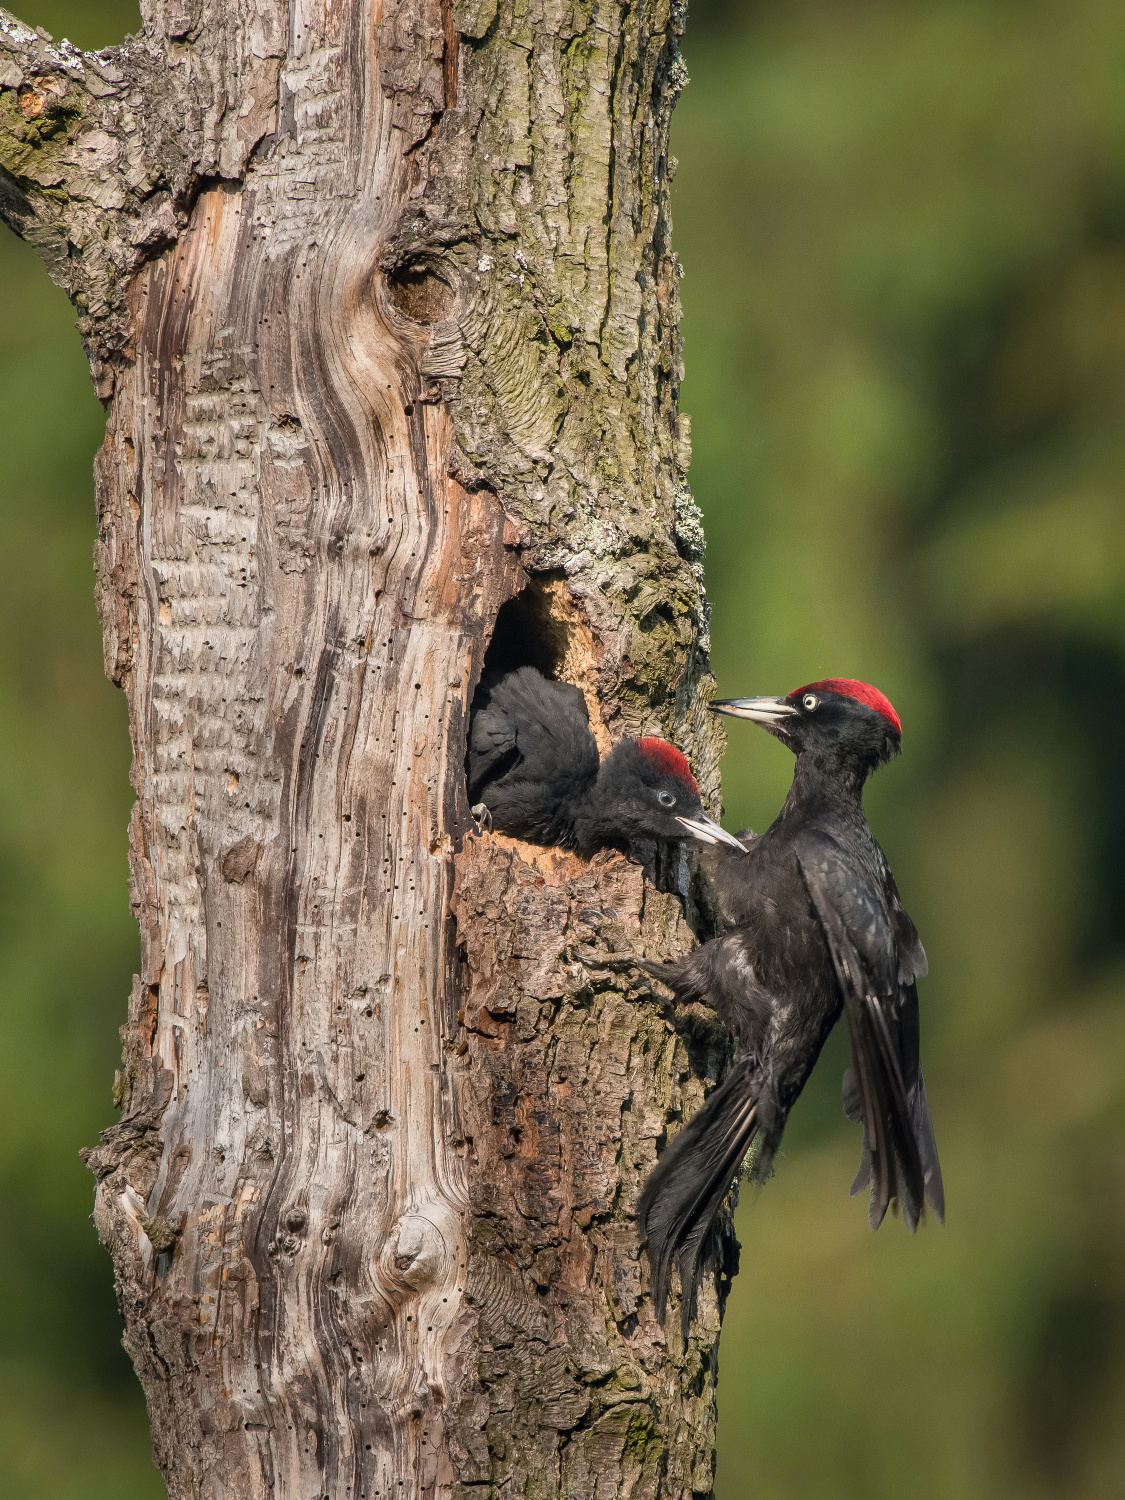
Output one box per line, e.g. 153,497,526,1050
1,1,730,1495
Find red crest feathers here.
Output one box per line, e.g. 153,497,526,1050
635,738,699,792
791,678,902,734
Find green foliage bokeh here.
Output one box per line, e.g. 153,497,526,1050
675,3,1125,1496
2,0,1124,1495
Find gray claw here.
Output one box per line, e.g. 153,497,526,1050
470,802,493,834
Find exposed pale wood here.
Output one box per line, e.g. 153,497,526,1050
1,0,732,1494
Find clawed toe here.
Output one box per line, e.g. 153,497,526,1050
470,802,493,834
569,945,642,972
576,905,620,931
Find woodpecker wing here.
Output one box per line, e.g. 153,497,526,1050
637,1055,759,1339
909,1064,944,1219
843,977,944,1223
796,829,929,1230
857,852,943,1218
467,699,520,798
885,861,928,985
468,668,600,839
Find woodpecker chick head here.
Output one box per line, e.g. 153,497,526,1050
711,678,902,772
579,737,743,851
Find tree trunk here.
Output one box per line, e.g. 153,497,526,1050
1,1,730,1495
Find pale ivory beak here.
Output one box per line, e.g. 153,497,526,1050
710,695,799,724
675,815,746,850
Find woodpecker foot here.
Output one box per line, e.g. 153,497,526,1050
470,803,493,835
575,905,620,933
572,945,678,989
570,945,642,974
568,946,679,1022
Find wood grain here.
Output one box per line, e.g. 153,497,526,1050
3,0,733,1493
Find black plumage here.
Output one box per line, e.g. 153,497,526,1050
633,677,944,1335
468,666,742,855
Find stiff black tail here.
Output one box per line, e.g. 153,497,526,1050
637,1057,759,1339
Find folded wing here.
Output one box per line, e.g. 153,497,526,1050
797,828,942,1229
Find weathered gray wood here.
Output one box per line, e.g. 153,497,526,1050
1,1,730,1494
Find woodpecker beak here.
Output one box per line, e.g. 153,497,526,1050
710,696,798,725
675,815,747,850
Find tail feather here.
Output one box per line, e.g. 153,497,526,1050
637,1058,758,1338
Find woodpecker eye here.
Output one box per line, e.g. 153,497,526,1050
658,790,676,808
802,694,818,711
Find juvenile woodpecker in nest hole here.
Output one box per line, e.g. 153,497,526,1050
468,665,742,855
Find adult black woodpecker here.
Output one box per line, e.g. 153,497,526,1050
468,665,742,855
632,677,944,1334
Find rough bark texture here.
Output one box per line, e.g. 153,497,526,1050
0,0,731,1495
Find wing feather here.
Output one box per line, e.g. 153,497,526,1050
796,830,929,1230
468,667,600,839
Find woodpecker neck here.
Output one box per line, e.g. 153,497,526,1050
568,778,615,851
782,747,871,818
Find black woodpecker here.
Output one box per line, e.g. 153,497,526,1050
468,665,742,855
632,677,944,1334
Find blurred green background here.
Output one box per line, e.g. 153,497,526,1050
3,0,1124,1495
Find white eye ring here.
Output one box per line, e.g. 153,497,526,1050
803,694,818,711
658,790,676,807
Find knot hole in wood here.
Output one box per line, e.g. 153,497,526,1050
384,258,456,325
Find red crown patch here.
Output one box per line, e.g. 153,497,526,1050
635,738,700,793
790,679,901,734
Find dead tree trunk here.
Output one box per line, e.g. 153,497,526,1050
0,1,730,1494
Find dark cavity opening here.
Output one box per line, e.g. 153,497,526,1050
465,577,573,799
385,261,455,325
476,576,570,682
